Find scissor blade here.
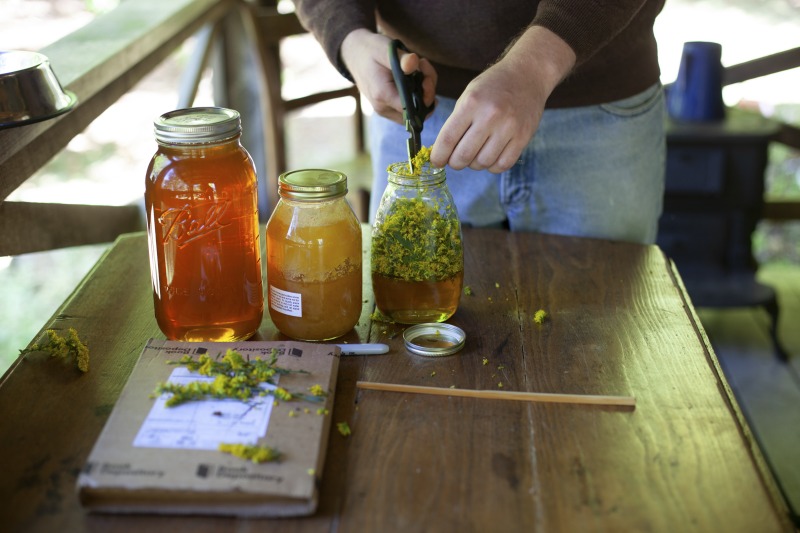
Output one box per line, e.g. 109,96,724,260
405,119,421,169
410,126,421,156
406,136,415,170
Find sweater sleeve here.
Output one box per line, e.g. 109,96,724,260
293,0,377,80
532,0,649,66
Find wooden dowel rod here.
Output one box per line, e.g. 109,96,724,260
356,381,636,407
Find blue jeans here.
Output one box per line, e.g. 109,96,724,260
368,83,666,244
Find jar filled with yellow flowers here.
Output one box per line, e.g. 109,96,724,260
371,152,463,323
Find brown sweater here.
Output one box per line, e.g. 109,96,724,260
294,0,666,108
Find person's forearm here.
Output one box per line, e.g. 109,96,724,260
499,25,577,101
340,28,375,75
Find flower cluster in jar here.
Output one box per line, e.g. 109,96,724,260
372,147,462,282
396,145,433,177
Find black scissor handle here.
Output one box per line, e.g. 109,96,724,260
388,39,431,134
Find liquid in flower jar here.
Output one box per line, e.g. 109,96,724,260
266,169,362,341
145,107,263,342
371,159,463,323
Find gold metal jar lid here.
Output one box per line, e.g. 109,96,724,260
279,169,348,201
154,107,241,145
403,323,466,357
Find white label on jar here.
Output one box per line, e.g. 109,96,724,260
270,285,302,317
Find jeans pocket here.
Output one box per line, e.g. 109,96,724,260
599,83,664,118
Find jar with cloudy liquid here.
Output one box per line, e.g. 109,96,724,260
266,169,362,340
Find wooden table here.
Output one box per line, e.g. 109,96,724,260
0,228,793,532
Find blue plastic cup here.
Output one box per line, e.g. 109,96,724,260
667,41,725,122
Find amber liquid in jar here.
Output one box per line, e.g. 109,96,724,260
145,109,263,342
266,171,362,341
372,271,463,324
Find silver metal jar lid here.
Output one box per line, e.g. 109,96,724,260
403,323,466,357
154,107,241,144
279,169,348,201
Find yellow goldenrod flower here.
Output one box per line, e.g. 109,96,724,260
211,375,228,394
196,355,213,376
273,387,293,401
21,328,90,373
219,443,281,463
222,349,246,370
396,145,432,176
308,384,326,397
154,348,321,408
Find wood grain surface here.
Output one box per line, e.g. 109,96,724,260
0,228,792,532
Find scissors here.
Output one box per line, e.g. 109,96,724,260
389,39,434,170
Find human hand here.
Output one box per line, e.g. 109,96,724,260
430,26,576,173
429,62,546,173
340,29,437,125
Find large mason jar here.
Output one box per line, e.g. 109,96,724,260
145,107,264,342
371,162,463,323
266,169,362,341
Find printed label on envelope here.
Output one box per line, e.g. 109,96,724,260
133,367,276,450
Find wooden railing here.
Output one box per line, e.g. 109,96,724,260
0,0,366,256
0,0,236,256
724,47,800,222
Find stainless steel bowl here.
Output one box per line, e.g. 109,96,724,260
0,50,77,129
